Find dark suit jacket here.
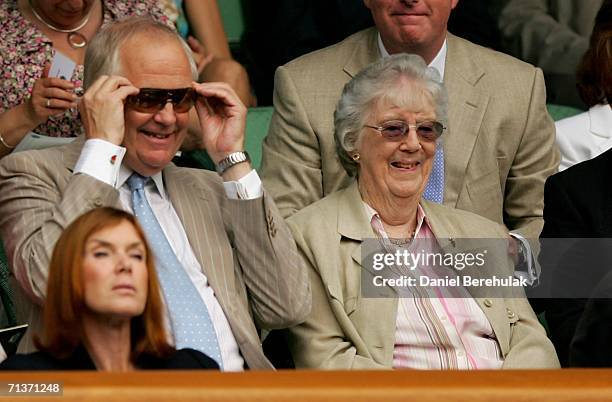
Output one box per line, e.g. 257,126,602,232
0,346,219,370
539,148,612,366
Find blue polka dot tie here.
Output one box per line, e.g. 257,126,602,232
127,173,222,368
423,146,444,203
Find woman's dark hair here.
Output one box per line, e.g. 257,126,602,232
576,0,612,107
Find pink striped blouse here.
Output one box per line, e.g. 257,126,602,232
364,203,504,369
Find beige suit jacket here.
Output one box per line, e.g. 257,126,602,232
0,138,311,369
286,181,559,369
261,28,559,239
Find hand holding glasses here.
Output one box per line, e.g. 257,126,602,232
365,120,445,142
123,82,249,172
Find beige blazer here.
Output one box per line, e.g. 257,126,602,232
286,182,559,369
261,28,559,240
0,138,311,369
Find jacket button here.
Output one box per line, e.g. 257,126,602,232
483,299,493,307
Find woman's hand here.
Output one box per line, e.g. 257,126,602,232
187,35,214,76
25,76,78,126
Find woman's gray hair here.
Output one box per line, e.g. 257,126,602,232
83,17,198,89
334,53,449,177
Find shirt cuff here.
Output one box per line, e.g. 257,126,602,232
223,169,263,200
510,232,538,285
73,139,126,186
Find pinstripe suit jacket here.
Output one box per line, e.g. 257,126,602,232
0,138,311,369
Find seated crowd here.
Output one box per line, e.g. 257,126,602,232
0,0,609,371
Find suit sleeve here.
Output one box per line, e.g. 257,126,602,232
285,219,388,370
498,0,588,76
223,191,311,329
259,65,325,219
0,152,119,304
504,67,559,240
502,297,560,368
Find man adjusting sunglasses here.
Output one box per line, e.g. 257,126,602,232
125,88,196,113
0,17,311,368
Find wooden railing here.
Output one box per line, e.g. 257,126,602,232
0,369,610,401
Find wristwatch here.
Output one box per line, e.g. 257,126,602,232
216,151,250,175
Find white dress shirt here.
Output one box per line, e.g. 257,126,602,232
556,104,612,171
377,33,447,81
74,139,264,371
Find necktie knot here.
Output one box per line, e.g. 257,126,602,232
127,173,148,192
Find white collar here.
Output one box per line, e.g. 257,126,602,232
118,164,167,200
377,32,447,81
362,200,427,238
588,104,612,138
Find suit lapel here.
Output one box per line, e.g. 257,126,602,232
443,34,490,207
337,182,378,268
343,28,381,79
338,182,399,355
162,166,235,311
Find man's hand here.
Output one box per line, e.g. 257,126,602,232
78,75,138,145
192,82,247,164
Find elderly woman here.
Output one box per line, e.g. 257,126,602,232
0,207,218,370
0,0,169,158
286,54,559,370
555,0,612,171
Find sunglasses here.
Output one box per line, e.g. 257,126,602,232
364,120,445,141
125,88,196,113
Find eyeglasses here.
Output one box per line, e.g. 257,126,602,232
364,120,445,141
125,88,196,113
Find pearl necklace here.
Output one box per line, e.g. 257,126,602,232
28,0,93,49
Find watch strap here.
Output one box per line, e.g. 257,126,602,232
216,151,250,174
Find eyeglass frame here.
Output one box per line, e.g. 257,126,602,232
125,87,196,113
364,119,446,142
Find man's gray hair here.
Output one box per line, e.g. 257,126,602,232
83,17,198,89
334,53,449,177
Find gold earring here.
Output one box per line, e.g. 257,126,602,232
352,153,360,161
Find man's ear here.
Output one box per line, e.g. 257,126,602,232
363,0,372,10
451,0,460,10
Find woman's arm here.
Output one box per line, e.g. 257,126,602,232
0,77,77,158
182,0,255,106
183,0,231,59
285,219,389,369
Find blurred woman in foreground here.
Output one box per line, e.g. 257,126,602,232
1,207,218,370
